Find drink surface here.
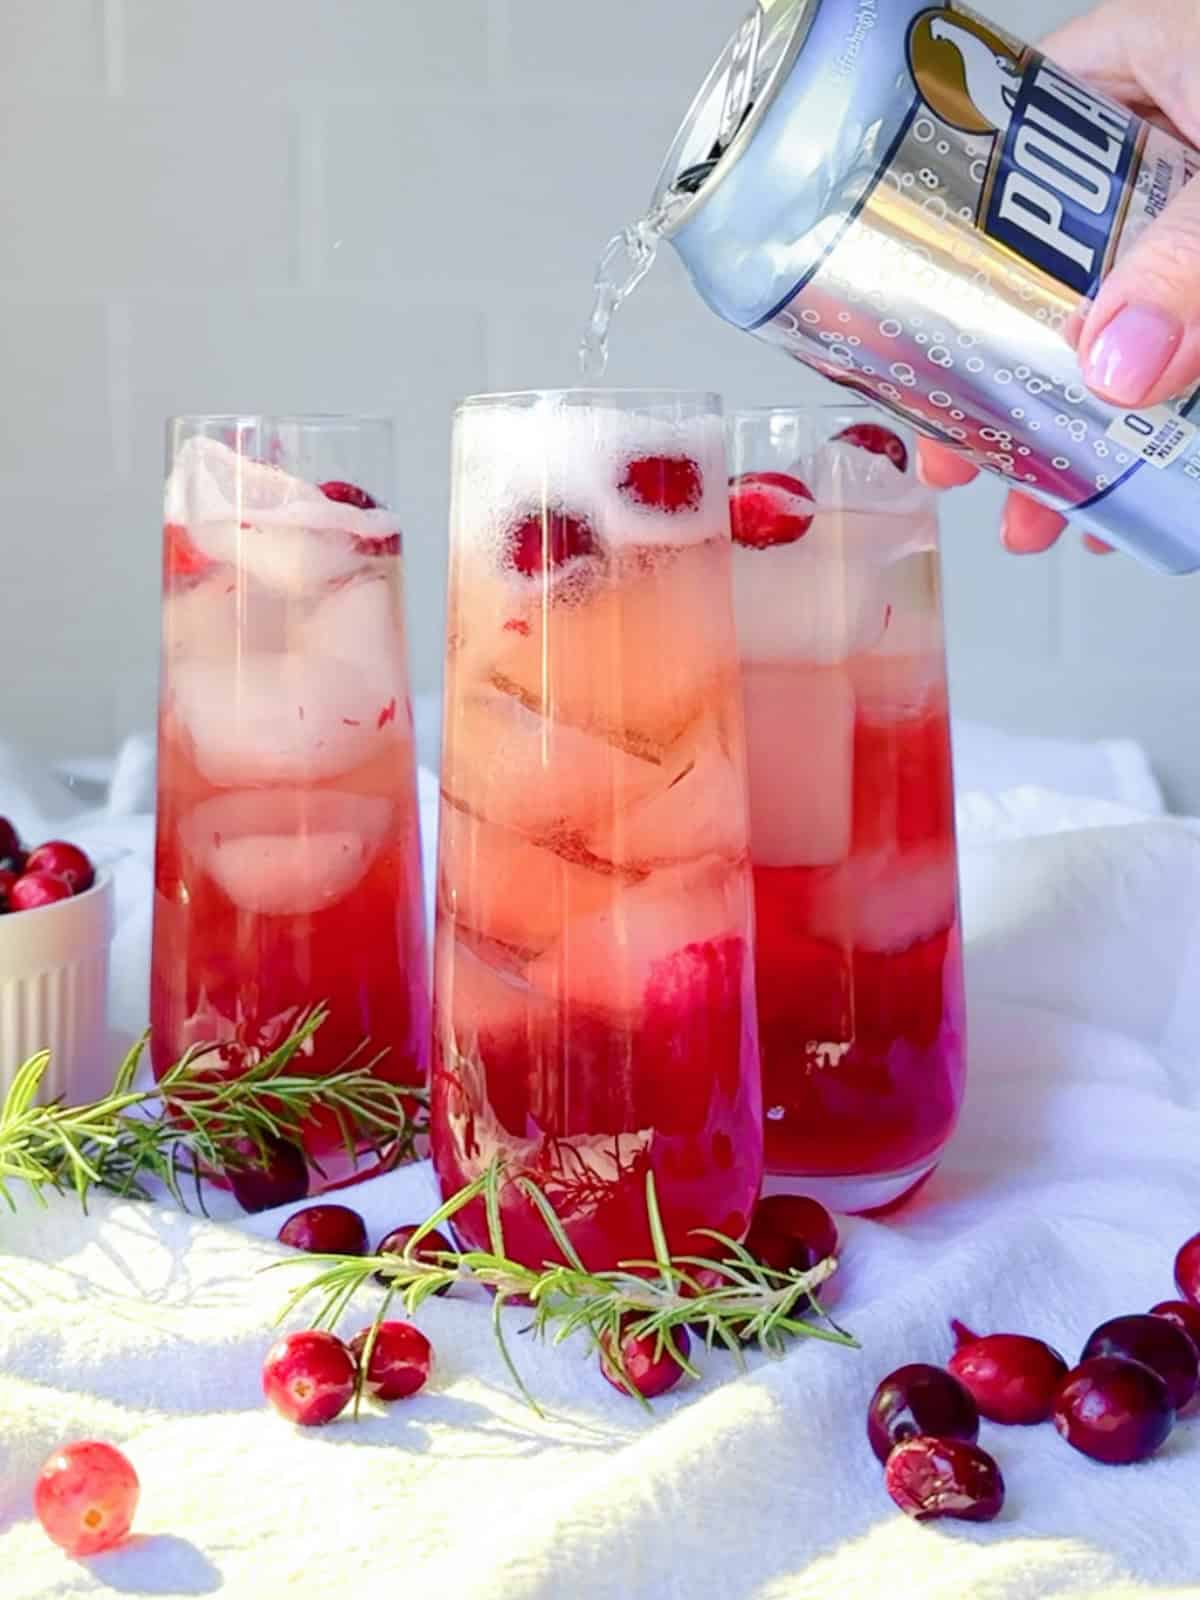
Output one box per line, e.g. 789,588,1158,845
433,397,763,1269
649,0,1200,573
151,438,430,1169
728,422,965,1196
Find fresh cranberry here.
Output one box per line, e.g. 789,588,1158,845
376,1224,455,1294
278,1205,368,1256
262,1330,357,1426
9,872,74,911
867,1363,979,1464
947,1320,1069,1425
1175,1232,1200,1307
744,1194,839,1276
34,1440,140,1557
1080,1313,1199,1411
0,816,20,861
25,840,94,894
348,1321,433,1401
163,521,212,580
1052,1356,1175,1464
0,867,17,911
884,1436,1004,1523
618,454,703,513
835,422,909,472
320,479,379,510
600,1317,691,1399
505,509,599,577
728,471,815,549
1150,1299,1200,1352
227,1135,310,1214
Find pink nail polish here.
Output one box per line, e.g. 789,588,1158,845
1083,304,1184,403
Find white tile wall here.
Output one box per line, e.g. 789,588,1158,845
2,0,1199,807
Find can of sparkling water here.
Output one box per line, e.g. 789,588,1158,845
652,0,1200,572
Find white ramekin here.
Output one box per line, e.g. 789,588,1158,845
0,872,116,1104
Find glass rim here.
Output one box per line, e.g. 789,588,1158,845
457,388,723,413
726,400,877,418
166,412,394,429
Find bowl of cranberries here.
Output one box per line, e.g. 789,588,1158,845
0,816,114,1100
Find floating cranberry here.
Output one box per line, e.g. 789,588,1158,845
9,872,74,911
25,840,94,894
1081,1313,1199,1412
262,1330,357,1426
506,509,599,577
744,1194,838,1276
321,479,378,510
349,1321,433,1401
835,422,909,471
1052,1356,1175,1464
600,1317,691,1399
618,453,703,513
728,471,815,549
163,522,212,580
885,1436,1004,1523
867,1363,979,1464
947,1320,1069,1425
376,1224,456,1294
1150,1300,1200,1352
34,1440,140,1557
0,816,20,862
278,1205,368,1256
227,1134,310,1213
1175,1232,1200,1307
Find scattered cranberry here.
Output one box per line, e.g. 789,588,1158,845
9,872,74,911
163,521,212,580
885,1436,1005,1523
618,453,703,513
1150,1300,1200,1353
24,840,94,894
262,1330,357,1426
744,1194,839,1276
1175,1232,1200,1307
505,508,599,578
278,1205,368,1256
0,867,17,911
728,471,815,549
835,422,909,471
1052,1356,1175,1464
0,816,19,862
321,479,379,510
1081,1313,1199,1412
376,1224,455,1294
34,1440,140,1557
948,1320,1069,1425
867,1363,979,1464
600,1317,691,1399
227,1134,310,1214
349,1321,433,1401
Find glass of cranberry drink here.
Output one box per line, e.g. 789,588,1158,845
727,406,965,1212
433,390,763,1270
151,415,430,1183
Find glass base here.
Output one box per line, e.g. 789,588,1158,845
762,1156,940,1216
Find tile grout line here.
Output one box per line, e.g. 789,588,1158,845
101,0,124,97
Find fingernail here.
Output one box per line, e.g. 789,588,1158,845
1083,304,1184,403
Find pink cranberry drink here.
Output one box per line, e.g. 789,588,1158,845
728,407,965,1212
433,390,763,1270
151,417,430,1182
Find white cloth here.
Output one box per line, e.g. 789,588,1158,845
2,735,1199,1599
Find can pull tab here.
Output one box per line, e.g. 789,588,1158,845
716,5,763,150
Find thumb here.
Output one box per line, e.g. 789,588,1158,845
1078,174,1200,409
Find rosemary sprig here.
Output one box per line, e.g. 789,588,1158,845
0,1008,428,1211
275,1165,856,1414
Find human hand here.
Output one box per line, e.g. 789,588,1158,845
919,0,1200,555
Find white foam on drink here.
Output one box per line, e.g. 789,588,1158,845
453,398,728,567
165,437,400,590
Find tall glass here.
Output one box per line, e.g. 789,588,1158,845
433,390,762,1270
151,415,430,1180
728,407,965,1212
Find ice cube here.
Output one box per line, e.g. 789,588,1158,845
181,790,391,915
740,661,855,868
171,653,399,785
794,844,958,953
301,575,406,702
162,568,288,661
587,734,749,868
731,534,888,667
